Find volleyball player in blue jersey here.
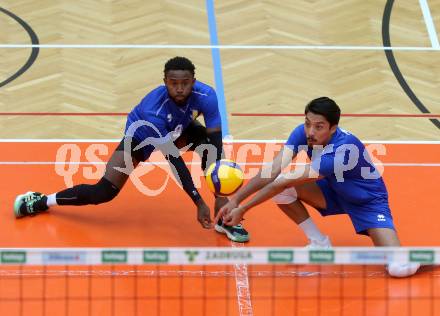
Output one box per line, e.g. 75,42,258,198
218,97,419,276
13,56,249,242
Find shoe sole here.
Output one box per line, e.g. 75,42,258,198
13,192,29,218
305,237,332,249
13,191,38,218
214,224,250,243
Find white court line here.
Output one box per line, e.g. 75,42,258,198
0,139,123,143
226,139,440,145
1,44,440,51
1,162,439,167
0,139,439,144
419,0,440,48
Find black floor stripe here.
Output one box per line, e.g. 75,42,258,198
382,0,440,129
0,6,39,88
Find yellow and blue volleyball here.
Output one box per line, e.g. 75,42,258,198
205,159,244,196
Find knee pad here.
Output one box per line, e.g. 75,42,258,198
272,187,298,205
77,178,120,205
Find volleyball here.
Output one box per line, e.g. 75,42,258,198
205,159,244,196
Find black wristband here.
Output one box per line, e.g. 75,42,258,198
189,189,202,203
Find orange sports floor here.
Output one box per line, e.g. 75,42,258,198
0,142,439,316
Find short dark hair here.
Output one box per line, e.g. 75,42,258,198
305,97,341,126
164,56,195,76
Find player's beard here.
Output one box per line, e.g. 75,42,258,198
307,137,317,146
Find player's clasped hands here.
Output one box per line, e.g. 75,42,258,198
196,197,243,229
215,200,245,226
223,206,245,226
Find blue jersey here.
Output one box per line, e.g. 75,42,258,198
125,81,221,142
285,124,388,205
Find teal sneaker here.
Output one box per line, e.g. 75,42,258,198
14,192,49,218
215,219,250,242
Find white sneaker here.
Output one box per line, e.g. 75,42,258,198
387,262,420,277
305,236,332,249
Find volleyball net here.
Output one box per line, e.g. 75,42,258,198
0,247,439,316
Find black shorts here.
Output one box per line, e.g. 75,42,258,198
116,120,208,162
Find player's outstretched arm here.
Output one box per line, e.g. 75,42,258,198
166,154,212,228
222,164,318,226
218,146,296,219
